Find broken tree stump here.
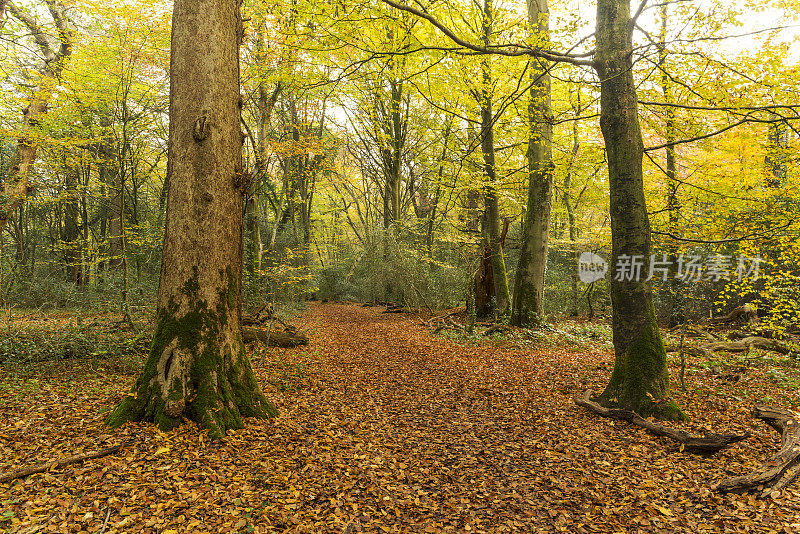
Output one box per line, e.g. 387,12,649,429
242,326,308,347
714,405,800,497
574,391,749,453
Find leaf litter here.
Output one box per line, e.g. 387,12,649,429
1,302,799,533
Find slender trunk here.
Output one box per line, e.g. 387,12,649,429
62,167,83,285
594,0,683,419
108,0,276,437
765,111,788,187
660,4,682,327
564,92,580,316
511,0,553,326
478,0,510,315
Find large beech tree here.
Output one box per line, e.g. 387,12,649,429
107,0,277,436
593,0,683,419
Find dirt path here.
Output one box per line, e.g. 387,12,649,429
1,302,798,533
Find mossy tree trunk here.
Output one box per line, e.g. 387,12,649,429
107,0,277,438
593,0,684,420
511,0,553,327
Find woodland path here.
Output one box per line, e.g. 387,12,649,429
1,302,799,533
253,303,799,532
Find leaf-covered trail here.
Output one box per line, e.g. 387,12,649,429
1,302,799,533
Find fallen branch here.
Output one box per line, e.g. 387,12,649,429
0,442,130,484
709,304,758,326
714,405,800,497
665,336,794,358
242,326,308,347
574,391,749,453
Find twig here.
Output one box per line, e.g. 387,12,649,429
0,441,133,484
98,507,112,534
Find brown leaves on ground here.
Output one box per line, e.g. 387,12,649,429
1,302,800,533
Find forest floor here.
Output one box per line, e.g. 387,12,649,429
1,302,799,533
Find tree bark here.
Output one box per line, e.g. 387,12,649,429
594,0,683,420
107,0,277,438
511,0,553,327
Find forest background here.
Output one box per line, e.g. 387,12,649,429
0,0,798,345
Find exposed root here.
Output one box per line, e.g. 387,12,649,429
714,405,800,497
575,390,749,453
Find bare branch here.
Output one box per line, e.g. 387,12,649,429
380,0,594,66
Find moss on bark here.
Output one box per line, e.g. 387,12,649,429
598,302,686,421
107,270,277,438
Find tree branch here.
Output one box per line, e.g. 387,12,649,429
379,0,594,65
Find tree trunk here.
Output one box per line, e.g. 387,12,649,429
478,0,510,315
564,90,581,317
62,167,84,286
659,3,683,327
594,0,684,420
511,0,553,327
107,0,277,438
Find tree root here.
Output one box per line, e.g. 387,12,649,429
0,441,133,484
574,390,749,453
714,405,800,497
665,336,794,358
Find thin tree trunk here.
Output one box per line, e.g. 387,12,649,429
478,0,510,315
107,0,276,437
511,0,553,327
660,3,683,327
62,167,83,285
564,90,581,317
594,0,684,420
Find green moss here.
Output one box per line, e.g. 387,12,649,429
106,269,277,438
599,301,687,421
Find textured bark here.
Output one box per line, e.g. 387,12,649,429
0,2,72,230
511,0,553,327
594,0,683,419
107,0,276,438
